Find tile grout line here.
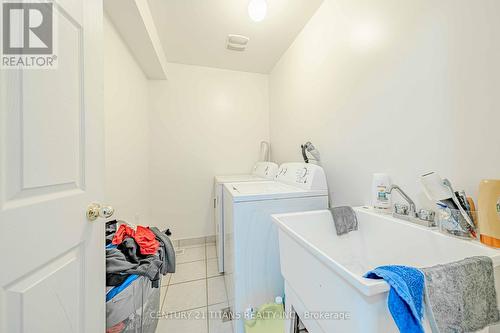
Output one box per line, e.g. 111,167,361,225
169,275,202,286
162,277,214,314
169,276,207,286
160,273,171,311
160,305,207,316
176,258,207,265
168,269,219,286
161,239,221,331
169,257,207,286
160,301,228,317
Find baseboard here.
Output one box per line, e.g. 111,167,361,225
172,235,216,248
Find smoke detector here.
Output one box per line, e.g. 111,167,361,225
226,34,249,51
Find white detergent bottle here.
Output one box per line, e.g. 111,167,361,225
372,173,392,212
244,306,255,320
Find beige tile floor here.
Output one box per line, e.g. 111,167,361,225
156,242,233,333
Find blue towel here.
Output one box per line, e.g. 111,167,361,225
364,266,425,333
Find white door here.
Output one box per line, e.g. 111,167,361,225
0,0,105,332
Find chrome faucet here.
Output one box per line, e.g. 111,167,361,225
386,184,436,227
386,184,417,218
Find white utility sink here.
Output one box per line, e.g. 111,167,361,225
272,207,500,333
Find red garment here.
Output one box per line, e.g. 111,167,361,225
112,224,159,255
135,226,159,255
106,321,125,333
112,224,135,244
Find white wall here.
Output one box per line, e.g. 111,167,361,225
270,0,500,208
104,15,151,224
149,63,269,239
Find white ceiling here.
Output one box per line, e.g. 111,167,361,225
147,0,323,74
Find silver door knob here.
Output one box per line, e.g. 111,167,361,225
86,203,115,221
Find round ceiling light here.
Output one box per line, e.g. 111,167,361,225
248,0,267,22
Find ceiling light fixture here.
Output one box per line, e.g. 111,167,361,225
248,0,267,22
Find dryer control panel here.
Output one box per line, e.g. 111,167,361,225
275,162,328,190
252,162,279,179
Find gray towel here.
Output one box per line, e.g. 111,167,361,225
150,227,176,274
106,248,138,273
329,206,358,235
423,256,500,333
106,247,164,287
127,256,163,282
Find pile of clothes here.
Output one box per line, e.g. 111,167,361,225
105,221,175,333
106,222,175,288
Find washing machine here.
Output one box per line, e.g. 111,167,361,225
214,162,279,273
222,162,329,333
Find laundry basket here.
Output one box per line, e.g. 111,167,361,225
105,220,175,333
106,275,161,333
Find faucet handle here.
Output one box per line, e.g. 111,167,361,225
417,209,436,224
394,203,409,216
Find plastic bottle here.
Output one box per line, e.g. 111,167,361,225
372,173,391,212
244,306,255,320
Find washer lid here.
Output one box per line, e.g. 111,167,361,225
215,174,268,184
225,181,328,202
215,162,279,184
